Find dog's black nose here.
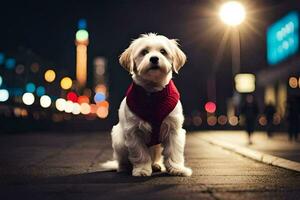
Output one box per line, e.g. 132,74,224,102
150,56,159,64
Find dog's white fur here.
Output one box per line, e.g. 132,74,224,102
108,33,192,177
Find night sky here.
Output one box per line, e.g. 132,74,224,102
0,0,295,122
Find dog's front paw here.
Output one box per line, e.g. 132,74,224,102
166,166,192,177
132,167,152,177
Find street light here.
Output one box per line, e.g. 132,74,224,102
219,1,246,26
219,1,246,118
219,1,246,75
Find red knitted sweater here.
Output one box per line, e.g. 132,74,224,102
126,80,180,146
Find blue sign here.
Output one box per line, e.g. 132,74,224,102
267,11,299,65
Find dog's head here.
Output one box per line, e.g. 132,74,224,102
119,33,186,83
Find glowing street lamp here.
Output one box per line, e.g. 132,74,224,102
219,1,246,27
219,1,246,75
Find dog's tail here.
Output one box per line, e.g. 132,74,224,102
100,160,118,170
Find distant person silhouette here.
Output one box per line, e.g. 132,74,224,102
241,94,259,145
286,96,300,141
264,103,276,138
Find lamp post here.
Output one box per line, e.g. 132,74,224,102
219,1,246,76
219,1,246,118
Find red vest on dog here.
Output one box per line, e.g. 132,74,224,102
126,80,180,146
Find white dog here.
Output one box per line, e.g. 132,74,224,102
106,33,192,177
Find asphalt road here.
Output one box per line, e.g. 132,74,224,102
0,131,300,200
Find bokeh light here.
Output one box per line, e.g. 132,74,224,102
55,98,66,111
15,64,25,74
72,103,81,115
26,83,36,93
5,58,16,69
90,104,97,113
64,100,73,113
219,1,246,26
0,89,9,102
78,95,90,104
96,106,108,118
44,69,56,83
36,86,46,97
67,92,78,102
80,103,91,115
40,95,52,108
192,116,202,126
95,84,107,93
218,115,228,125
207,116,217,126
289,77,298,88
76,30,89,41
78,18,87,29
228,116,239,126
60,77,72,90
30,63,40,73
97,100,109,108
22,93,35,105
94,92,105,103
205,102,216,113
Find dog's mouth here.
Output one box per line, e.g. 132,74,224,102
148,65,160,70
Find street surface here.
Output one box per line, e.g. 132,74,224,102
0,131,300,200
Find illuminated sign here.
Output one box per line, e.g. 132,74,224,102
267,11,299,65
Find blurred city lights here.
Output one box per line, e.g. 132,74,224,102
55,98,66,111
60,77,72,90
77,95,90,104
22,93,35,105
80,103,91,115
207,116,217,126
0,53,4,64
5,58,16,69
219,1,246,26
95,84,107,93
90,104,97,113
267,11,299,65
258,115,267,126
40,95,52,108
228,116,239,126
205,101,216,113
0,75,2,87
76,44,88,87
64,100,73,113
96,106,108,118
30,62,40,73
289,77,298,88
72,103,81,115
192,116,202,126
36,86,46,97
0,89,9,102
218,115,228,125
76,30,89,42
97,100,109,108
25,83,36,93
78,18,87,29
234,73,255,93
94,92,106,103
15,64,25,74
67,91,78,102
44,69,56,83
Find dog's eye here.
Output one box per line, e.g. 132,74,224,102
160,49,167,55
141,49,149,56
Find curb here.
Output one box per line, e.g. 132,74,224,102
199,135,300,173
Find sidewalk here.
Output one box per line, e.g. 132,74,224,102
1,131,300,199
197,131,300,163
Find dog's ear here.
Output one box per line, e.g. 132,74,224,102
170,39,186,73
119,46,134,74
